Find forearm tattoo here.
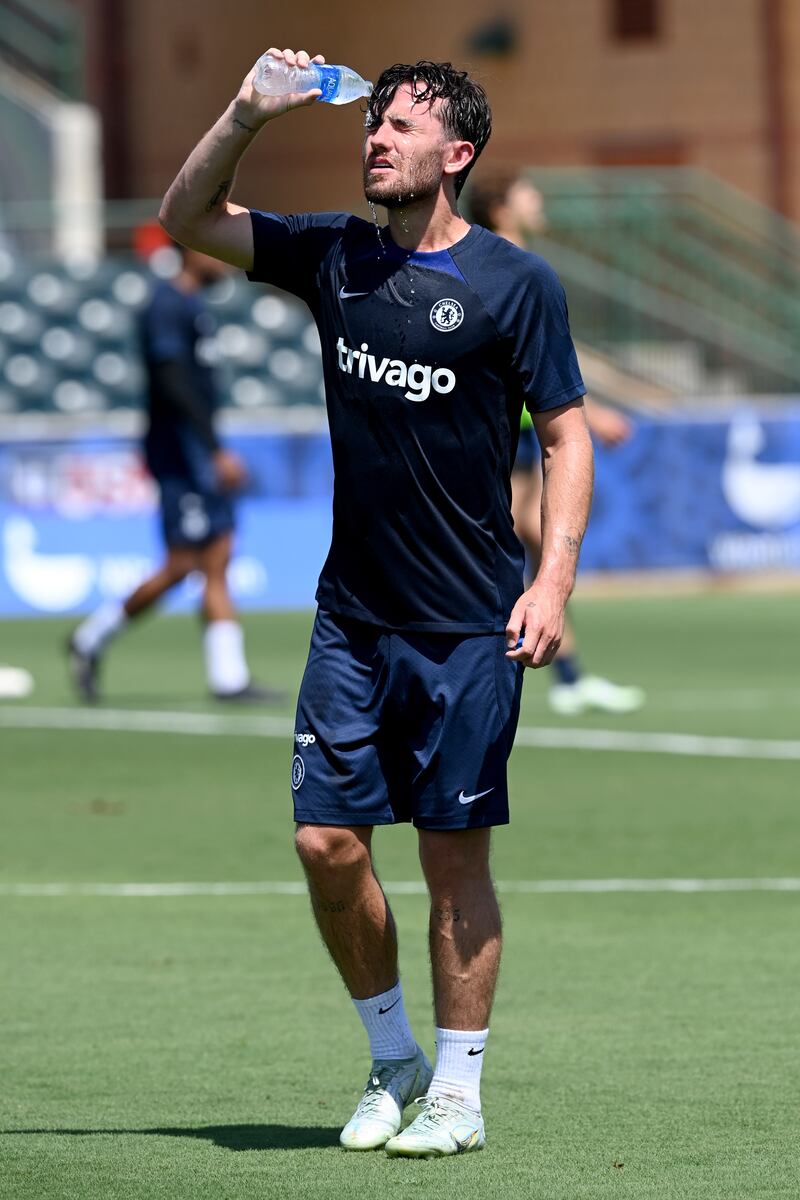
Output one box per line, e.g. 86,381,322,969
563,534,582,557
205,179,232,212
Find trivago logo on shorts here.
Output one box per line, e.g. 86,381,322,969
294,730,316,747
335,337,456,402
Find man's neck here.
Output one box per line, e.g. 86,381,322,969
384,191,471,253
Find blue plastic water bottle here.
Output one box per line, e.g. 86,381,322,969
252,55,372,105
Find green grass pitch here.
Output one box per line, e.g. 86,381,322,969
1,593,799,1198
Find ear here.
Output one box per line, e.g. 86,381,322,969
442,140,475,179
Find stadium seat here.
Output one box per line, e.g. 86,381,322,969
3,351,57,408
0,301,44,349
40,325,95,371
77,297,134,344
26,270,79,317
0,251,328,414
52,377,109,414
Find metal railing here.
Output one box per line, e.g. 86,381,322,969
527,167,800,395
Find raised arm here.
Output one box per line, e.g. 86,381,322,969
159,48,325,270
505,398,594,666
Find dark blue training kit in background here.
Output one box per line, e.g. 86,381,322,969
139,279,234,547
248,215,585,633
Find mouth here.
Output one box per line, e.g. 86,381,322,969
367,158,395,174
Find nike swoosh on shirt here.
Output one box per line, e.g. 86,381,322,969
339,287,370,299
458,788,495,805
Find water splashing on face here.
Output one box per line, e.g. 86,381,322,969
368,201,385,256
403,158,416,298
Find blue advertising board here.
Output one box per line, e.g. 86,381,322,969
0,411,799,617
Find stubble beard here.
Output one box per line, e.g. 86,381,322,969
362,149,443,210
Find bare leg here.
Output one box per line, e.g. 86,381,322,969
198,531,237,622
295,823,399,999
418,828,502,1030
123,547,197,619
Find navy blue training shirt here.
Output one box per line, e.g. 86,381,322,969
139,280,220,482
248,213,585,633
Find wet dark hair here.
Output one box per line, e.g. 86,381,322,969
365,61,492,197
467,171,520,230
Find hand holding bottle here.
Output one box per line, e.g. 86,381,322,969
233,47,326,130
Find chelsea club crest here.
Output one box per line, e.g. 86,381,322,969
430,298,464,332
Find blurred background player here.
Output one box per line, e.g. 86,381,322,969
68,245,282,704
469,172,645,716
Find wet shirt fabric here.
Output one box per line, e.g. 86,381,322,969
139,279,220,487
248,213,585,633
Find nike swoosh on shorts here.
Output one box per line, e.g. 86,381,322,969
458,788,495,805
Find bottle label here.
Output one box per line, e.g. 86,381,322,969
316,65,340,103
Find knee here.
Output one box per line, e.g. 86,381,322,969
419,831,492,894
295,824,371,882
165,555,194,585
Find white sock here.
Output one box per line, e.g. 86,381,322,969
352,982,418,1061
429,1027,488,1113
72,602,127,656
204,620,250,694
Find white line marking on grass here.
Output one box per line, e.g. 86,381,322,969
653,688,800,712
512,726,800,760
2,706,800,761
1,879,799,898
0,706,293,737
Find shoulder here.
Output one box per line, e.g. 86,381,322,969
463,226,564,295
249,210,369,238
454,227,568,335
248,211,373,272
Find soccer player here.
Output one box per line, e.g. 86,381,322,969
159,51,594,1157
68,245,281,704
469,172,644,715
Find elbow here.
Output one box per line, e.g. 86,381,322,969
158,190,199,250
158,201,186,246
158,209,197,253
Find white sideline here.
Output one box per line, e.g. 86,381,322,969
1,878,799,898
1,706,800,761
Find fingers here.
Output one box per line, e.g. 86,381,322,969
505,599,562,668
265,47,322,69
505,599,538,664
290,88,323,108
505,598,525,649
506,628,560,667
263,47,324,110
531,630,561,667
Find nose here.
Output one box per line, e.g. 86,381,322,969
366,121,391,156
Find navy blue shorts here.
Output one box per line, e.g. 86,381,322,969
291,609,524,830
158,477,235,549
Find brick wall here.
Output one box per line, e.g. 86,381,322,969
69,0,800,220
